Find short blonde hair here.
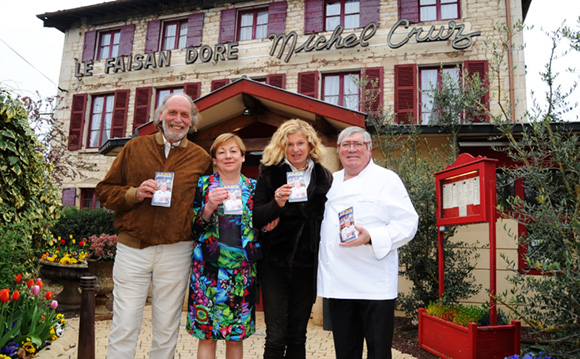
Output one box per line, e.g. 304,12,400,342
261,119,325,166
153,93,200,134
210,133,246,158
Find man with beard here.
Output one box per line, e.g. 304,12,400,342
96,93,212,358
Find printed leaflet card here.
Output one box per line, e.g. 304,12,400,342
223,184,243,215
152,172,174,207
339,207,358,243
287,171,307,202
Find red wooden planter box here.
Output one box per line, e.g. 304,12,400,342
418,308,521,359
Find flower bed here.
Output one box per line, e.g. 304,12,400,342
0,274,66,358
40,236,87,265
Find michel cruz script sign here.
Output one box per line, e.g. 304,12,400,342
74,19,481,78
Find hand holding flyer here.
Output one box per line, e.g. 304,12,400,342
287,171,307,202
223,184,243,215
339,207,358,242
152,172,174,207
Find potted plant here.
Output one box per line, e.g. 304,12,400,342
84,234,117,316
38,235,89,308
418,301,521,359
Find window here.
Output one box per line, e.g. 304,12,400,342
81,189,101,210
156,87,184,107
394,61,488,124
219,3,287,43
97,30,121,60
325,0,360,31
420,66,460,124
238,8,269,41
82,25,134,62
323,72,360,111
162,20,188,50
88,94,115,148
420,0,460,22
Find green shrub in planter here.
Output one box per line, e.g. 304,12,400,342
50,207,116,240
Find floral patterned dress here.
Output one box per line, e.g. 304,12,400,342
186,173,262,341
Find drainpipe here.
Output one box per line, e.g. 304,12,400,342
505,0,516,122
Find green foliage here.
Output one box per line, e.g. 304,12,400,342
50,206,117,240
372,124,481,320
425,300,498,327
490,20,580,359
0,223,39,289
0,88,62,286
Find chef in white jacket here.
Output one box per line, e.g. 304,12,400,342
317,126,418,359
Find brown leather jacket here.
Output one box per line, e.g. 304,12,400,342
96,132,212,249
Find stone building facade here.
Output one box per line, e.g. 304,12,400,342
39,0,532,308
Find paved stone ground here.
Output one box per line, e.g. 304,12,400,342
39,305,419,358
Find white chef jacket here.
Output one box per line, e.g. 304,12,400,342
317,160,419,300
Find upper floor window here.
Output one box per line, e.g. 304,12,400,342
162,20,188,50
81,189,101,210
322,72,360,111
156,87,184,107
88,94,115,148
238,8,269,41
420,66,460,124
420,0,460,22
98,30,121,60
325,0,360,31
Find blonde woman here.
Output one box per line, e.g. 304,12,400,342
254,119,333,359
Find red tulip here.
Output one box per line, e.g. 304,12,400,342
27,279,34,287
60,239,66,245
14,274,22,283
36,279,43,288
45,291,53,300
0,289,10,303
12,290,20,301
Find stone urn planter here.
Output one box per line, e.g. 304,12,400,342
39,259,89,309
86,258,114,317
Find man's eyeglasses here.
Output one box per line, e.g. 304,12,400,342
338,141,369,149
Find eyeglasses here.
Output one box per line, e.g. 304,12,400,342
338,141,369,149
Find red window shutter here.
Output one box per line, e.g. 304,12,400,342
298,71,319,98
186,13,204,48
394,64,417,124
82,31,97,62
304,0,323,34
111,89,130,138
465,60,490,122
119,24,135,56
219,9,237,43
266,74,286,89
398,0,420,23
68,94,87,150
362,67,384,115
145,20,161,53
133,87,152,133
360,0,380,27
184,82,202,100
268,2,287,35
62,188,77,206
211,79,230,92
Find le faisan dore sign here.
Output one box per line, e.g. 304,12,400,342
75,19,481,77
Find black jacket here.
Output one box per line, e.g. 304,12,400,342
254,161,333,267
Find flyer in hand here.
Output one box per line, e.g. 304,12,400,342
287,171,307,202
339,207,358,242
152,171,174,207
223,184,243,215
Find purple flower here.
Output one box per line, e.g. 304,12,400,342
51,300,58,309
31,285,41,295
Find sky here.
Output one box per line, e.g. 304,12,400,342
1,0,579,120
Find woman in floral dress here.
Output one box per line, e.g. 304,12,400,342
186,133,262,359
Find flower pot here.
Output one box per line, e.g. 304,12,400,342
39,259,89,309
418,308,521,359
86,258,115,317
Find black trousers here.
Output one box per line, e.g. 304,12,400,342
328,298,396,359
259,262,315,359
